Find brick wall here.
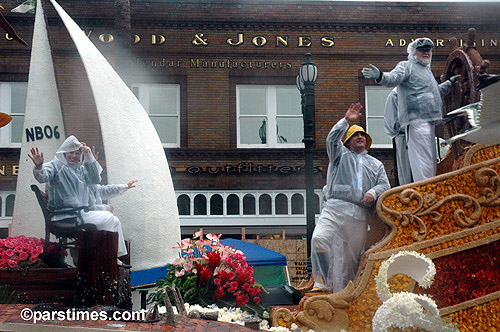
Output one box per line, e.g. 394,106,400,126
1,0,500,195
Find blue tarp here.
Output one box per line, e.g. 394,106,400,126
220,238,287,266
131,238,287,286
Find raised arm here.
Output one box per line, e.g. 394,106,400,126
81,142,102,184
29,147,56,183
326,103,363,161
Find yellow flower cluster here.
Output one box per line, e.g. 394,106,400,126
345,261,413,331
445,298,500,331
469,145,500,165
380,163,500,251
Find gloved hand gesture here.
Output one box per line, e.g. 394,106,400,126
362,64,381,80
449,74,461,84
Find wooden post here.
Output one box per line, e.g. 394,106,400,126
77,230,118,306
241,227,246,240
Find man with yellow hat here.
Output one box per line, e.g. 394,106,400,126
307,102,390,295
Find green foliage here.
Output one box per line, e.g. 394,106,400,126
147,265,199,305
0,285,18,304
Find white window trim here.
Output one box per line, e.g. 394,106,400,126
237,85,304,149
131,83,180,148
0,192,15,228
0,82,27,148
365,85,393,149
176,189,321,227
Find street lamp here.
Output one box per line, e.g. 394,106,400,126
296,53,317,265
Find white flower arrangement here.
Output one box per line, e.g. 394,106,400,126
372,251,459,332
149,302,319,332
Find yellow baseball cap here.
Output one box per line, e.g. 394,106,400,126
343,125,372,150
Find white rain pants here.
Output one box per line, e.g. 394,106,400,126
81,210,127,257
311,204,368,292
407,121,436,182
395,134,412,185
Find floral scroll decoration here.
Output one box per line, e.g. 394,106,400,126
372,251,458,332
381,167,500,242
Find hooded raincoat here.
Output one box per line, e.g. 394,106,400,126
377,39,453,181
33,136,127,256
311,118,390,292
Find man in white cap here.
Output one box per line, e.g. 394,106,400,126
306,103,390,295
362,38,460,182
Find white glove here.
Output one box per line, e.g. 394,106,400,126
362,64,381,80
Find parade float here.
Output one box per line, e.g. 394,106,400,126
1,0,500,330
272,29,500,332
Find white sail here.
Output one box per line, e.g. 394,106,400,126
49,0,181,272
11,0,67,238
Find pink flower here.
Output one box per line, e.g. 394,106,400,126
206,233,221,241
19,252,29,261
214,287,225,299
5,249,14,257
8,260,18,268
253,296,261,304
29,256,38,263
4,240,14,248
175,269,185,277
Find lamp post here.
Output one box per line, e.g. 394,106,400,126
296,53,317,263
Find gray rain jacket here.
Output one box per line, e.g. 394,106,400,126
322,118,390,219
379,54,453,128
33,136,102,220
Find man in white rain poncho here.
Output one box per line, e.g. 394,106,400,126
307,103,390,295
28,136,128,264
362,38,460,181
384,88,412,185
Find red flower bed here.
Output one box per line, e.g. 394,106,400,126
415,240,500,308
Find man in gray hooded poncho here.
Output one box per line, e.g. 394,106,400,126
28,136,128,260
362,38,460,182
307,103,390,295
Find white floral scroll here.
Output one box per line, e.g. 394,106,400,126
372,251,459,332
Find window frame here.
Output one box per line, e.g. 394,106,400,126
131,83,181,148
0,192,15,228
236,84,303,149
176,189,321,227
0,82,28,148
364,85,394,149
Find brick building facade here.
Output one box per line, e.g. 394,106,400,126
1,0,500,238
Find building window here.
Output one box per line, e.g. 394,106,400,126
0,192,15,228
131,83,180,147
227,194,240,215
194,194,207,215
177,194,190,215
365,86,393,148
291,193,304,215
176,190,322,227
243,194,256,215
237,85,303,148
210,194,223,215
0,82,27,148
259,194,272,215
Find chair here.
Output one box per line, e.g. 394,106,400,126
31,184,97,253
